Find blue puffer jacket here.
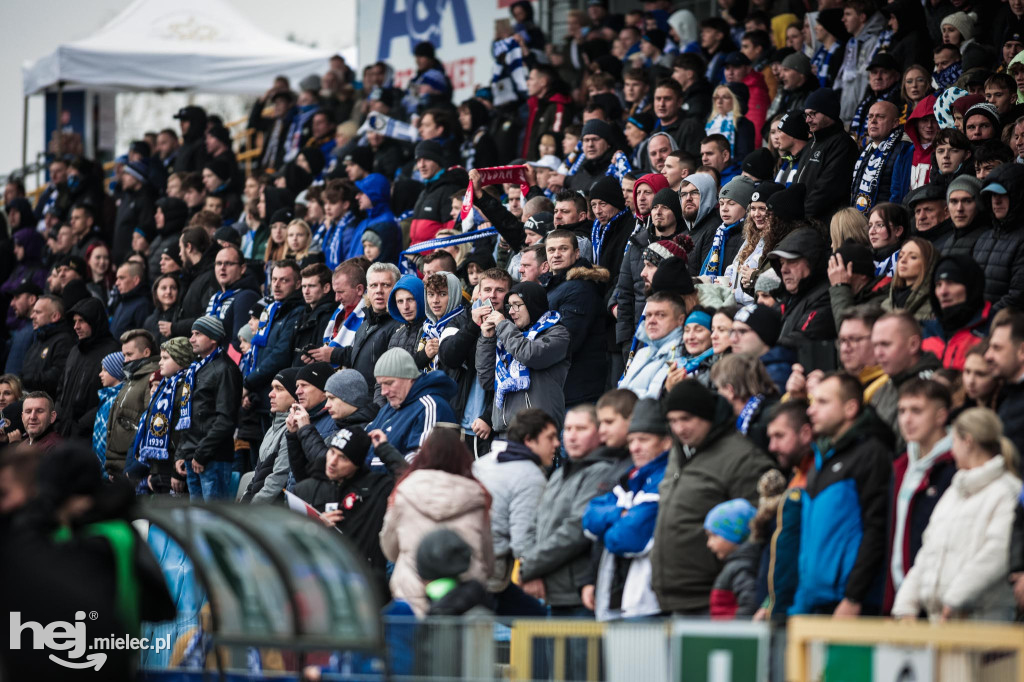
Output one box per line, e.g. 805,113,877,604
790,412,892,615
365,370,458,466
347,173,403,264
583,451,669,555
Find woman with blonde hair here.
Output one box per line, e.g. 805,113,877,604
883,236,935,320
900,65,933,115
285,219,324,269
706,84,756,161
828,207,869,251
892,407,1021,623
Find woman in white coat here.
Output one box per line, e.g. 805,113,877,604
892,408,1022,622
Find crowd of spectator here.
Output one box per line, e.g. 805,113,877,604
4,1,1024,662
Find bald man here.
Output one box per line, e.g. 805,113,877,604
850,100,913,210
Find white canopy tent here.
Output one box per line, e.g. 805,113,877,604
22,0,346,95
19,0,355,167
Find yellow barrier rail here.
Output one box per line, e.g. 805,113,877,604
786,615,1024,681
509,618,607,681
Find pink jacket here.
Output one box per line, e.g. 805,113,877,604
380,469,494,616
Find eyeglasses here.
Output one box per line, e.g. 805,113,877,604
804,110,820,120
679,190,701,200
836,335,871,348
507,302,525,312
729,327,753,337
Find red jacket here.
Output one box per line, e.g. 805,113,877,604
906,94,938,190
921,300,991,370
742,70,771,146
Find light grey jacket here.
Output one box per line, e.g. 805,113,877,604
519,447,625,606
475,319,571,434
472,445,547,592
251,411,291,503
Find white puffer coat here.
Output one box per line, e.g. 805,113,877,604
892,455,1022,621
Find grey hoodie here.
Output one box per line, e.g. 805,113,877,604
637,131,679,173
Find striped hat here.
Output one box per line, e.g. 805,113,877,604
100,352,125,382
643,238,688,267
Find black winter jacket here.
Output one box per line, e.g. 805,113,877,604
794,121,861,220
21,322,75,397
971,165,1024,314
56,298,121,438
565,150,614,193
940,215,989,259
290,295,338,365
771,230,836,347
112,187,156,263
546,260,611,406
177,351,242,466
292,466,394,593
170,245,221,338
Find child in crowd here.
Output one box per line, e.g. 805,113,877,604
93,351,125,470
705,498,761,619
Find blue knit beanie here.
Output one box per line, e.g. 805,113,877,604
100,352,125,382
703,498,757,545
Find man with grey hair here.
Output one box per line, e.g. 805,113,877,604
329,262,401,403
366,347,457,465
111,261,153,337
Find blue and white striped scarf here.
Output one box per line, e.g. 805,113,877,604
321,213,357,271
706,113,737,156
874,248,900,278
811,42,840,88
421,306,465,370
243,300,278,375
324,299,366,349
605,150,632,181
205,288,238,320
399,227,499,274
131,369,187,461
700,220,743,276
851,125,904,213
737,394,765,435
495,310,561,408
491,37,529,106
566,140,584,175
592,208,629,265
356,112,419,143
178,347,220,430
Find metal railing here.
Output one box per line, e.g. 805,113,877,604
138,611,1024,681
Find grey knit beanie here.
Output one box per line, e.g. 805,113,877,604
191,315,225,343
373,348,420,379
325,368,370,408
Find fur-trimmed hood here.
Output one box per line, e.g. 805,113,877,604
566,263,611,284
